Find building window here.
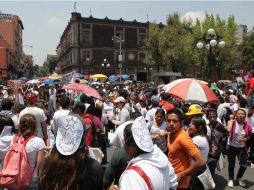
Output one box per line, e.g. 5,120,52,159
138,34,146,47
139,28,146,33
82,23,91,29
82,50,91,64
139,52,145,63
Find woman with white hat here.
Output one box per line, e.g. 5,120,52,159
39,114,103,190
110,116,178,190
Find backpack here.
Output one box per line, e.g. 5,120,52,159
83,114,98,147
0,135,35,189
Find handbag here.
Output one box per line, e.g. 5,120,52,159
217,153,226,171
197,165,215,190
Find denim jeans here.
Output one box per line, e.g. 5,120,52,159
227,145,248,180
207,157,218,179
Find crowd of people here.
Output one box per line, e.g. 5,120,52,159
0,70,254,190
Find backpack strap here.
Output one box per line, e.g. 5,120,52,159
12,135,20,144
127,165,153,190
21,135,36,146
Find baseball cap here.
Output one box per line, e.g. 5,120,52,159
151,95,160,107
113,96,126,103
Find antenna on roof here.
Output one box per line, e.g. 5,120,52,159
147,14,149,22
89,9,92,15
74,1,77,12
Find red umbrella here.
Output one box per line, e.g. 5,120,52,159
62,83,102,100
163,78,218,104
40,77,49,81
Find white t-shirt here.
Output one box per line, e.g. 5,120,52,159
25,137,46,177
103,102,114,116
140,108,148,118
18,94,24,105
192,135,209,161
150,121,168,153
51,109,70,136
228,122,246,148
19,107,47,139
110,121,133,148
49,88,56,100
145,107,159,122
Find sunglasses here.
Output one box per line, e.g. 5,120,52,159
167,119,179,123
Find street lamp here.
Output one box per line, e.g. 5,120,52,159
101,58,110,75
144,65,153,82
197,28,225,80
112,36,124,83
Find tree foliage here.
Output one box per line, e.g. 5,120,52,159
145,12,238,80
242,32,254,69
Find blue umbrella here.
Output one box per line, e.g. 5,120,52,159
18,77,28,81
109,75,119,81
74,73,84,78
121,74,130,80
43,80,55,85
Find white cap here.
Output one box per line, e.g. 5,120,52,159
113,96,126,103
132,116,154,153
55,115,84,156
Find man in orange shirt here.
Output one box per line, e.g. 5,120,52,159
167,109,205,189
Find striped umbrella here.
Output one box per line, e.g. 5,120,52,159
163,78,218,104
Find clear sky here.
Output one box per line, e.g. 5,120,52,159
1,1,254,66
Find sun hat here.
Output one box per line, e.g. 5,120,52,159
131,116,154,153
185,104,203,116
55,114,84,156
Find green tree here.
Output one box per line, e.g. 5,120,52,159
242,32,254,70
145,12,238,80
145,23,163,72
159,13,194,75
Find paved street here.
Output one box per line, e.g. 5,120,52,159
106,144,254,190
214,159,254,190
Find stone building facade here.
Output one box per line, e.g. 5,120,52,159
56,12,150,80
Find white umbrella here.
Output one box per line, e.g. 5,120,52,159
163,78,208,92
163,78,217,104
26,79,40,84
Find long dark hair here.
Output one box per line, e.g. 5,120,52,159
0,116,15,134
190,117,207,137
19,114,37,139
38,138,89,189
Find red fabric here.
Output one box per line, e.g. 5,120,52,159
168,79,218,103
159,100,167,107
245,77,254,94
127,165,153,190
249,77,254,88
25,93,37,104
168,80,192,101
83,114,102,146
83,115,93,146
159,100,174,111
